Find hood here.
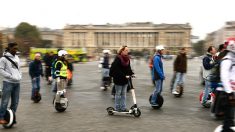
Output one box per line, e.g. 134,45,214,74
3,52,15,58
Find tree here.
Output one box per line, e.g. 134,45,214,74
15,22,42,55
192,40,205,56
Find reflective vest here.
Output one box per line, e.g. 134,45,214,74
55,60,67,77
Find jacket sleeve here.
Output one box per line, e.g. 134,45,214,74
203,57,215,70
0,58,13,79
153,57,164,79
220,59,233,93
29,62,34,78
173,55,180,71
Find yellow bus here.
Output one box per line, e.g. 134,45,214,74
29,47,87,62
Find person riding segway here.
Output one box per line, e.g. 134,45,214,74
149,45,165,109
53,50,69,112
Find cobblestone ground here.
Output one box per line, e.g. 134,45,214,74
0,58,221,132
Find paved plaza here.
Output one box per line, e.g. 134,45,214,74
0,58,222,132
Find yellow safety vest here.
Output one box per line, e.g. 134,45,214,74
55,60,67,77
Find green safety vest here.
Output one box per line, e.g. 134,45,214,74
55,60,67,77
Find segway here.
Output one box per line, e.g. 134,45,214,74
53,89,68,112
106,76,141,117
214,125,235,132
32,89,41,103
172,85,184,97
2,108,16,129
149,94,164,109
199,91,215,108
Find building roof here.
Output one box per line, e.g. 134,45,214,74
64,22,191,30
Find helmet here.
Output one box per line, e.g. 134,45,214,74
155,45,165,50
226,40,235,53
58,50,68,56
102,49,110,54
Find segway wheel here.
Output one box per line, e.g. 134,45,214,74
133,108,141,117
33,93,41,103
149,94,164,109
199,91,214,108
3,109,15,129
53,98,68,112
106,107,114,115
174,86,183,97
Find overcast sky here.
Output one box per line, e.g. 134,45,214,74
1,0,235,39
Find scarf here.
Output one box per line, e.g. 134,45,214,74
118,55,130,67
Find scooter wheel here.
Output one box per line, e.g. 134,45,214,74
133,108,141,117
106,107,114,115
149,94,164,109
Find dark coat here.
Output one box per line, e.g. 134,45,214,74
29,60,43,78
109,56,134,85
174,53,187,73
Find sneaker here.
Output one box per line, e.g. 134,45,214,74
100,87,105,90
172,91,179,94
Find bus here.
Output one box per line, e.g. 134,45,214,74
29,47,88,62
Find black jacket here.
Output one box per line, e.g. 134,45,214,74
109,56,134,85
29,60,43,78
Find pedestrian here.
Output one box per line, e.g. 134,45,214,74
150,45,165,106
0,42,21,124
29,53,43,100
171,48,187,94
44,52,54,84
109,46,134,112
100,49,111,90
201,46,217,105
220,39,235,132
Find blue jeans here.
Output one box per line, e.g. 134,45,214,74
151,79,163,104
31,77,40,98
202,80,211,102
172,72,185,92
0,81,20,119
115,84,127,111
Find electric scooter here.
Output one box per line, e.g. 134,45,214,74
106,76,141,117
53,89,68,112
2,108,16,129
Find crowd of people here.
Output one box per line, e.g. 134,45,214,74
0,39,234,131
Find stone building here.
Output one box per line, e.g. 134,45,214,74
205,21,235,50
63,22,192,56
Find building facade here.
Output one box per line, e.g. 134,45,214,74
63,22,192,56
40,28,63,48
205,21,235,49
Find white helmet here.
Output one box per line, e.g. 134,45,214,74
102,49,110,54
156,45,165,50
226,40,235,53
58,50,68,56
